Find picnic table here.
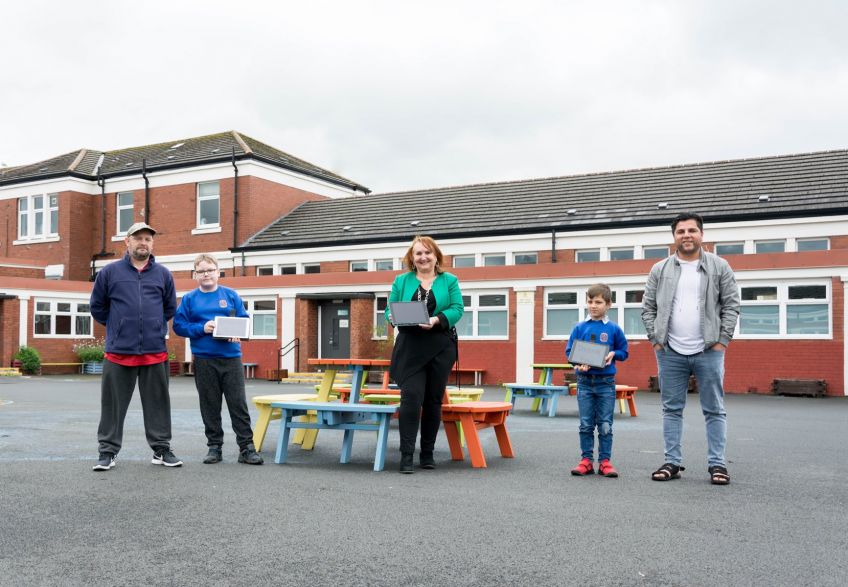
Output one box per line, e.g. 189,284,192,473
272,358,396,471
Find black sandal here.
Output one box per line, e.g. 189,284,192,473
708,465,730,485
651,462,685,481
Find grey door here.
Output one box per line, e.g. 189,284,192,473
319,300,351,359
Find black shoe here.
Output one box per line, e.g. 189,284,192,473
420,451,436,470
92,452,116,471
152,450,183,467
238,445,264,465
203,446,222,464
399,453,414,474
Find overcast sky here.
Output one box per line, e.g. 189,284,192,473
2,1,846,193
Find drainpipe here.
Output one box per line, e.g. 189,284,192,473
232,147,240,250
551,229,557,263
97,173,107,255
241,250,246,277
142,158,150,224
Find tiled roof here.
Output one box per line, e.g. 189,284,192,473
241,149,848,250
0,131,368,192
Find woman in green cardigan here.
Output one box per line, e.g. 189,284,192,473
386,236,464,473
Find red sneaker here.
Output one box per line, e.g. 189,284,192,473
570,458,594,476
598,459,619,477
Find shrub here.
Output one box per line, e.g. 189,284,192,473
73,338,105,363
14,346,41,374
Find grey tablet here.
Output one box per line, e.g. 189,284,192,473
213,316,250,339
389,301,430,326
568,339,610,368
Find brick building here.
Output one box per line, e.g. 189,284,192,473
1,140,846,396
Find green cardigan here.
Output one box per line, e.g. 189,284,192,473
385,271,464,328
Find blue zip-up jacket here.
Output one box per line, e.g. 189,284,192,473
173,286,250,359
565,316,628,376
90,254,177,355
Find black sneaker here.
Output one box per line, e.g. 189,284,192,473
203,446,222,464
152,450,183,467
92,453,116,471
238,445,264,465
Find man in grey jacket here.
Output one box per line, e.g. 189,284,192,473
641,212,740,485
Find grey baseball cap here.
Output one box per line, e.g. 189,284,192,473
126,222,156,236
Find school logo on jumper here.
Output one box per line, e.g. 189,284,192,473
600,332,609,343
219,300,227,308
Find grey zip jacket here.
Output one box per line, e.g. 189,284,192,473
641,251,740,349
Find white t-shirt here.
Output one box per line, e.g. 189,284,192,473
667,258,704,354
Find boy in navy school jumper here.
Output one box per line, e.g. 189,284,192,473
566,283,629,477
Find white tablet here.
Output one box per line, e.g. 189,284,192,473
213,316,250,339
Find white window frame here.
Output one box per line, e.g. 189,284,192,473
196,181,220,228
715,242,745,256
256,266,274,276
643,245,669,260
456,290,509,340
279,264,297,275
737,281,831,339
33,298,92,338
302,263,320,274
513,252,538,265
350,260,368,272
544,286,648,339
374,294,389,339
116,191,134,235
609,247,635,261
482,253,506,267
754,239,786,254
575,249,600,263
796,237,829,252
244,297,277,339
374,259,394,271
452,254,475,268
17,193,59,241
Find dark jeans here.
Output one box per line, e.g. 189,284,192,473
398,346,456,455
193,357,254,450
97,359,172,455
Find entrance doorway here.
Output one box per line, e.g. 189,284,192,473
319,299,351,359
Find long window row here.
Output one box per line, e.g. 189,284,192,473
375,291,510,339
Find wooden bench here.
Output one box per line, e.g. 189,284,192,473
453,365,486,385
328,370,394,402
242,363,258,379
39,362,84,375
251,393,318,451
567,383,639,417
440,392,514,468
271,400,399,471
503,383,572,417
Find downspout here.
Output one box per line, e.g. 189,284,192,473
91,154,109,281
232,147,241,270
551,229,557,263
142,158,150,224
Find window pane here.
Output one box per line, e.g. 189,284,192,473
742,287,777,301
576,250,600,263
57,303,71,312
304,264,320,274
453,256,475,268
455,314,473,337
119,208,134,232
280,265,296,275
36,301,50,311
479,294,506,307
253,300,276,311
740,305,779,334
76,315,91,336
787,304,828,334
461,296,471,307
50,210,58,233
374,314,388,337
606,308,618,324
350,261,367,272
797,239,827,252
257,267,273,276
34,315,51,334
609,248,634,261
623,308,646,335
483,254,505,266
19,198,28,212
548,292,577,305
515,253,537,265
49,194,58,207
478,311,507,336
375,259,393,271
755,241,785,253
55,315,72,335
644,246,668,259
547,308,579,336
376,297,388,311
715,243,744,256
252,314,276,336
35,211,44,235
118,192,133,206
198,182,219,197
624,290,643,304
199,199,219,225
76,303,90,313
788,285,826,300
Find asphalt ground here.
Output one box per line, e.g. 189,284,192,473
0,375,846,586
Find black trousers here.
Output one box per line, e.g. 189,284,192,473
97,359,171,455
193,357,254,450
398,345,456,455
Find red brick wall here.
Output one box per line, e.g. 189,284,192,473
321,261,349,273
0,266,43,278
0,297,20,367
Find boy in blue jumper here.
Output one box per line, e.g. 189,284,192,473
173,254,263,465
566,284,628,477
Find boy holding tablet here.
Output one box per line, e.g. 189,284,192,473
565,283,629,477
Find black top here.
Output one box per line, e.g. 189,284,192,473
389,286,455,386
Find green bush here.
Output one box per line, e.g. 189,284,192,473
73,338,105,363
14,346,41,374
